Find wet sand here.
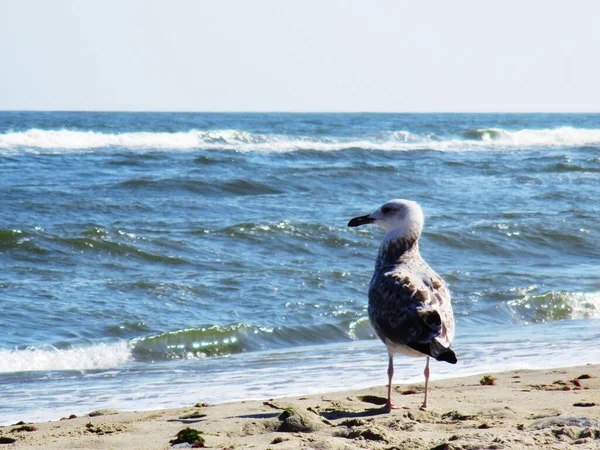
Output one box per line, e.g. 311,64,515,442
1,364,598,449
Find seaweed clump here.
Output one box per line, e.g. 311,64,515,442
480,375,496,386
170,427,205,447
11,425,37,432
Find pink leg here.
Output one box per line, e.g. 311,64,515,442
387,356,396,410
422,357,430,408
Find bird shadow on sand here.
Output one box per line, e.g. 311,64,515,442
167,412,208,424
234,412,280,420
319,406,389,420
167,418,207,424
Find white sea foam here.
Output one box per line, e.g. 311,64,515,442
0,341,132,373
1,126,600,153
508,291,600,323
570,292,600,320
474,126,600,147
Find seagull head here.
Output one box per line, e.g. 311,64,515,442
348,199,424,240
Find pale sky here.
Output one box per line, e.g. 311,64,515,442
1,0,599,112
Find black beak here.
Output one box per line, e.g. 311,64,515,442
347,214,375,227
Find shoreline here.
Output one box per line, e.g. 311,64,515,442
4,318,600,427
1,364,598,449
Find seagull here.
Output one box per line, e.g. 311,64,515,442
348,199,456,410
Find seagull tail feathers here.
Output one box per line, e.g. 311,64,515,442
407,340,458,364
433,344,457,364
412,309,457,363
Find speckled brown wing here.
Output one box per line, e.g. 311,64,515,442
427,273,455,349
368,257,456,363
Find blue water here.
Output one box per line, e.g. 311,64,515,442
1,112,599,424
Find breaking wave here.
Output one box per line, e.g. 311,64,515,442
1,126,600,153
508,291,600,323
461,126,600,147
0,319,375,373
130,320,375,361
0,342,132,373
1,290,596,373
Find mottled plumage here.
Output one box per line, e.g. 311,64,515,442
348,199,456,410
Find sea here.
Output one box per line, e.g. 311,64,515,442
1,112,599,425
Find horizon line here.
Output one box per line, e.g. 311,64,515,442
1,109,600,114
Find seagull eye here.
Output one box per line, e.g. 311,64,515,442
381,206,392,214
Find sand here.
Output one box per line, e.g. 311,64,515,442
1,364,598,449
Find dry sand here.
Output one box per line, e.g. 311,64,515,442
1,364,598,449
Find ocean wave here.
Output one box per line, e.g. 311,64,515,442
0,228,25,249
508,291,600,323
461,126,600,147
1,126,600,152
219,221,336,239
131,320,375,361
216,221,358,251
0,342,132,373
1,227,191,265
54,236,189,265
1,291,596,373
119,176,284,196
0,320,374,373
0,228,48,254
